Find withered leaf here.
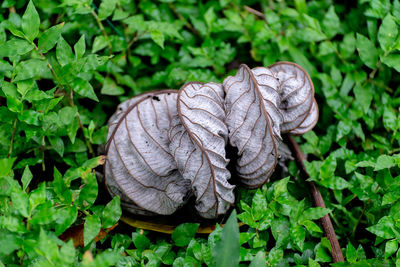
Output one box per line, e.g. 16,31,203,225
269,61,315,133
105,90,191,215
290,99,318,135
169,82,235,218
223,64,282,188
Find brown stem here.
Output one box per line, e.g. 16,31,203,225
244,5,265,19
286,134,344,263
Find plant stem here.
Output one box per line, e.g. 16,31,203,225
168,3,198,35
286,134,344,263
8,118,17,157
89,4,112,55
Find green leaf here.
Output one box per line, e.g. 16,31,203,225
76,172,98,209
21,166,33,191
356,33,378,69
0,157,16,177
11,190,29,217
301,207,331,221
28,182,46,211
132,232,150,250
212,210,240,267
14,59,50,81
384,239,398,258
92,35,108,53
74,35,86,59
320,156,336,180
57,37,75,66
101,77,124,95
322,6,340,38
151,29,165,49
249,251,266,267
378,14,398,52
98,0,117,20
375,155,395,171
367,216,396,239
102,196,122,229
381,54,400,72
0,38,34,57
38,23,64,53
48,136,64,157
71,77,98,101
346,242,357,263
172,223,199,247
22,0,40,42
290,225,306,251
84,214,101,246
55,205,78,235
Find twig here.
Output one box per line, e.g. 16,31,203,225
88,4,112,55
244,5,265,20
286,134,344,263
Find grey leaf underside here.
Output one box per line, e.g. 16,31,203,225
169,82,235,219
223,64,282,188
290,99,318,135
105,90,191,215
269,61,315,133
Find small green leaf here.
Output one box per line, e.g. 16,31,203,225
322,6,340,38
71,77,98,101
101,77,124,95
356,33,378,69
212,210,240,267
102,196,122,229
151,29,165,49
38,23,64,53
21,166,33,191
172,223,199,247
378,14,398,52
55,205,78,235
385,239,398,258
290,225,306,251
375,155,395,171
57,38,75,66
346,242,357,263
74,35,86,59
381,54,400,72
48,136,64,157
132,232,150,250
84,214,101,246
249,251,266,267
11,190,29,217
22,0,40,42
14,59,50,81
0,157,16,177
92,35,108,53
98,0,117,20
0,38,34,57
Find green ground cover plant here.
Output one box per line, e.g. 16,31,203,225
0,0,400,266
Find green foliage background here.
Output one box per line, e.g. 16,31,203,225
1,0,400,266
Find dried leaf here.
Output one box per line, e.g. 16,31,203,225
290,99,318,135
269,61,315,133
105,90,191,215
169,82,234,218
223,64,281,188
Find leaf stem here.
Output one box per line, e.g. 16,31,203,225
286,134,344,263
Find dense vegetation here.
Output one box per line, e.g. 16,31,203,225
1,0,400,266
